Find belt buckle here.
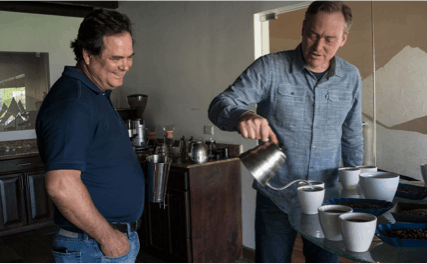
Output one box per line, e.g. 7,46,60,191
59,228,79,238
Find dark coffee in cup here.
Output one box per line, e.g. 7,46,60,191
324,209,348,213
346,218,370,222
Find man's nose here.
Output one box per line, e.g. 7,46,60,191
120,59,132,71
313,38,325,51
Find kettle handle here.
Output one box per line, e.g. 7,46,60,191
260,139,287,152
266,179,309,191
187,141,194,157
237,130,288,151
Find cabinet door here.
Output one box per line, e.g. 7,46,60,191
139,167,191,262
147,200,170,252
168,189,191,262
0,173,27,230
24,170,53,225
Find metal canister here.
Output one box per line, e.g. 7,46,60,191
205,138,217,157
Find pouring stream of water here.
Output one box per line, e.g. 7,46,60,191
266,179,315,191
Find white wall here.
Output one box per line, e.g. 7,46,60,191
0,11,81,86
117,1,304,249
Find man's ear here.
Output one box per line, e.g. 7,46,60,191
82,49,91,65
339,31,349,48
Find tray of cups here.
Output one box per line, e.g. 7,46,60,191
324,198,394,216
375,223,427,247
394,183,427,200
390,202,427,223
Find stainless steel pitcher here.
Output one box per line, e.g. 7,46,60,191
187,140,209,163
146,154,172,203
239,141,309,190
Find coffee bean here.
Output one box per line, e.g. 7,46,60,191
386,229,427,240
334,202,386,209
398,187,427,194
402,209,427,216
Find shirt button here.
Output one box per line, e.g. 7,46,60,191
316,104,319,108
312,146,316,149
315,126,318,129
310,167,314,169
102,93,105,96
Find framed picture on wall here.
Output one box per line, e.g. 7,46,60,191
0,51,50,141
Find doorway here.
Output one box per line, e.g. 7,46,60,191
253,2,310,59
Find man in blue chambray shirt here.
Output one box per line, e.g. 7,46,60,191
208,1,363,263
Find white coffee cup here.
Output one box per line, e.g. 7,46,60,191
318,205,353,241
421,164,427,186
359,172,399,202
298,180,325,188
356,165,377,174
297,186,325,214
339,212,377,252
338,167,361,190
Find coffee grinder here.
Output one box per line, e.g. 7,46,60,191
127,94,148,150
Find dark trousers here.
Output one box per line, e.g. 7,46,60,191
255,193,339,263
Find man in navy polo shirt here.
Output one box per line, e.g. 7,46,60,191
36,9,144,263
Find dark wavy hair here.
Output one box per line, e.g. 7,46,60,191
70,8,133,62
305,1,353,32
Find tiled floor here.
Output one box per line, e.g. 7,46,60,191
0,226,251,263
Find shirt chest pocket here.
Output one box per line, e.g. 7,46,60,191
275,85,306,125
326,90,353,127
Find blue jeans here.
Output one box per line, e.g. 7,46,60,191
52,223,140,263
255,193,338,263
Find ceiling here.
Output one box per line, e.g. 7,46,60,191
0,1,118,18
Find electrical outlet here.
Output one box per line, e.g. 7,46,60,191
204,125,214,135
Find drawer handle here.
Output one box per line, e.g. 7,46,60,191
16,162,32,166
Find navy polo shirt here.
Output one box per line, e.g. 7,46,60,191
36,66,145,231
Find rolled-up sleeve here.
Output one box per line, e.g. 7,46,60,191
341,70,364,167
208,56,271,131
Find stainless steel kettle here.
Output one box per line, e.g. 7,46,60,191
239,141,309,190
188,140,209,163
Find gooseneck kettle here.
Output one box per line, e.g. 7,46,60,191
239,141,310,190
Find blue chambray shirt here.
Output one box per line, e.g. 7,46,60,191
208,44,364,214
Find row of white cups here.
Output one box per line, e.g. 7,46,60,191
296,165,396,253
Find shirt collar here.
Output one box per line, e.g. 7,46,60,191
292,44,341,79
62,66,108,95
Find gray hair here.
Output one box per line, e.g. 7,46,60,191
305,1,353,32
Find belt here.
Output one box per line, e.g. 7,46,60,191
61,219,141,234
112,219,141,233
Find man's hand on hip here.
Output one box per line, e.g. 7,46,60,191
238,112,278,144
100,229,130,257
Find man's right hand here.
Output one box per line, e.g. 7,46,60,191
100,229,130,257
238,112,278,144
